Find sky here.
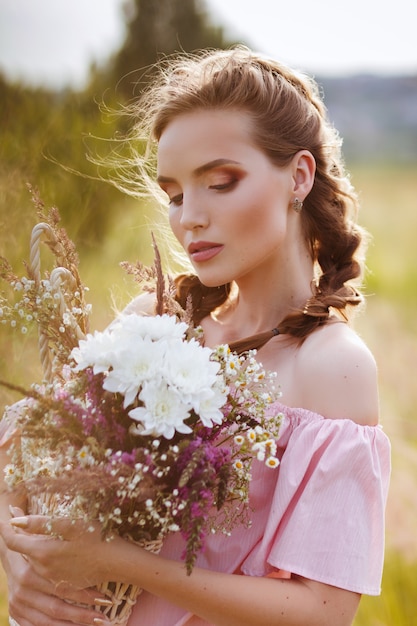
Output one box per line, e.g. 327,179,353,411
0,0,416,89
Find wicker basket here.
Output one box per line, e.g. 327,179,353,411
8,488,162,625
16,444,162,626
37,494,162,625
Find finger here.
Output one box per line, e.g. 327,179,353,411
9,584,111,625
10,514,53,534
9,504,25,518
9,552,106,614
11,603,109,626
54,580,113,608
1,520,36,554
10,514,96,540
2,520,64,571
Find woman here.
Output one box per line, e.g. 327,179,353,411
0,47,390,626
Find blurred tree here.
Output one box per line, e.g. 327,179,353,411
93,0,236,97
0,74,125,250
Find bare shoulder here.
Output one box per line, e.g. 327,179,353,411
296,321,379,425
121,291,156,316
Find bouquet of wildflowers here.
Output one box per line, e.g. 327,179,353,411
1,193,282,622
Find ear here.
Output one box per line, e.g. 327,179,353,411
291,150,316,199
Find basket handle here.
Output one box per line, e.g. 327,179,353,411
29,223,85,382
30,223,54,381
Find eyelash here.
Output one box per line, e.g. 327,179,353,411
210,179,237,191
168,178,238,207
169,193,183,207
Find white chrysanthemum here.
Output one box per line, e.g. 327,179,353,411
163,338,220,397
129,380,192,439
102,337,167,407
189,385,226,428
71,329,117,373
73,312,231,429
72,313,188,377
114,313,188,344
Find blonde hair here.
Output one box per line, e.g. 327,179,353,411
122,47,368,342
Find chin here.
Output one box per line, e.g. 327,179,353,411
199,278,226,288
195,272,229,289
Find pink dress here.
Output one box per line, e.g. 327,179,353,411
0,401,391,626
128,402,391,625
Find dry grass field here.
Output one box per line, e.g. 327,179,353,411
0,162,416,624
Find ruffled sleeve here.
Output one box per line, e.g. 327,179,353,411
241,404,391,595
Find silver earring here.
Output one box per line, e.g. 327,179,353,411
293,197,303,213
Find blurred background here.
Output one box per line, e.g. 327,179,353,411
1,1,416,623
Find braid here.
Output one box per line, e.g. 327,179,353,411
276,158,367,341
174,274,231,326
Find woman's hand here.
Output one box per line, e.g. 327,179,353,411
3,550,106,625
0,513,113,625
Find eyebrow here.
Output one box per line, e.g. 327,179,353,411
156,158,241,184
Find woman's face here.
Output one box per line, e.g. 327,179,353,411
157,109,297,287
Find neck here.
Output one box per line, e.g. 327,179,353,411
214,255,314,342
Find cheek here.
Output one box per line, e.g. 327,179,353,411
233,195,288,255
168,209,182,242
234,188,283,231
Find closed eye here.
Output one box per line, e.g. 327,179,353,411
209,178,238,192
169,193,183,206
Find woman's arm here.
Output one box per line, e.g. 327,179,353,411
2,516,360,626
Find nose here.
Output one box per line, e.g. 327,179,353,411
179,192,209,230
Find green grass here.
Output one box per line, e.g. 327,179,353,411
352,162,417,320
354,552,417,626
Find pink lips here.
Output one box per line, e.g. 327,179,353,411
188,241,224,263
